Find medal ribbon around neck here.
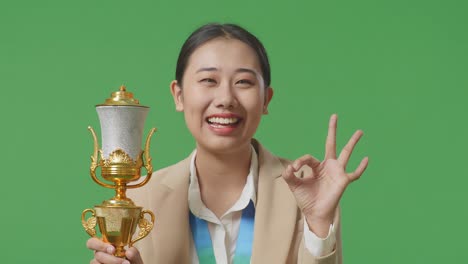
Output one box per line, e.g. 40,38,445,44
189,200,255,264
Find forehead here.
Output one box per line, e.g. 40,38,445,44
185,37,261,74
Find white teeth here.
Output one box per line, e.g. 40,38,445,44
208,117,239,125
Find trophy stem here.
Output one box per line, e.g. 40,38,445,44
115,246,126,258
114,182,129,201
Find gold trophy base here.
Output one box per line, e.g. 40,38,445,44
82,199,155,258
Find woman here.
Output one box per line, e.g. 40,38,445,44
87,23,368,264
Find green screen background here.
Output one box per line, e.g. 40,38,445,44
1,0,467,263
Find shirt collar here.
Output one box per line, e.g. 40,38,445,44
188,145,258,221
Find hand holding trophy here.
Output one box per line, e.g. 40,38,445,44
82,86,156,258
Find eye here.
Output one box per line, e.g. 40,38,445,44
236,79,254,86
200,78,217,85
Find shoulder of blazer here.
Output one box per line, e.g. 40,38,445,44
127,152,193,204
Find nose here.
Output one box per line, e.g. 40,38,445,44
213,82,238,109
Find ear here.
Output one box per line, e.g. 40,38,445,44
263,86,274,114
170,80,184,112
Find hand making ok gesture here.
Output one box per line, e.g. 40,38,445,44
282,114,369,237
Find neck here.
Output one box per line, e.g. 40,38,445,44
195,142,252,217
195,143,252,189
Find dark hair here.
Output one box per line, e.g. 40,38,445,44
175,23,271,88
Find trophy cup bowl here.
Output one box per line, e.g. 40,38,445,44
82,86,156,258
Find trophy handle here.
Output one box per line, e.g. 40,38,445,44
128,128,157,189
130,210,155,246
81,209,97,237
88,126,115,189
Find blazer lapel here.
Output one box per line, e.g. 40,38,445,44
251,141,299,263
146,155,193,263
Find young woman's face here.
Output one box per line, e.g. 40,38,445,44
171,37,273,154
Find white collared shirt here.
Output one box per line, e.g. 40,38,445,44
188,146,336,263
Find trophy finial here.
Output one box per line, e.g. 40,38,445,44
98,85,146,106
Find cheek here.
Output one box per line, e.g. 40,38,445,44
182,89,211,123
183,87,209,108
240,90,265,115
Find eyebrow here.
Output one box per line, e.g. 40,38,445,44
196,67,218,73
235,68,258,77
196,67,258,77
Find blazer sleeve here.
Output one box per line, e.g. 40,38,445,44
297,207,343,264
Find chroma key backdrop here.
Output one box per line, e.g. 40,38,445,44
1,0,467,263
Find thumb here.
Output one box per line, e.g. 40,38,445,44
125,247,144,264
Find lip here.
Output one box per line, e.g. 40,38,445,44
206,113,242,119
205,113,243,136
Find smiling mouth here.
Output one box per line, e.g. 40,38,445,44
206,116,241,127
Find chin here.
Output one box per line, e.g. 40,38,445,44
196,136,251,154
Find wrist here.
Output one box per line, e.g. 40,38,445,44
304,215,333,238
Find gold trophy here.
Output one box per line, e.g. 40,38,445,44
81,85,156,258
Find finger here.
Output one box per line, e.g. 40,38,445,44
338,130,364,167
90,258,101,264
292,154,321,171
126,247,143,264
348,157,369,181
282,164,302,189
325,114,337,160
94,251,127,264
86,238,115,254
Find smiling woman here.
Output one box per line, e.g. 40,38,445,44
86,23,368,264
171,36,272,155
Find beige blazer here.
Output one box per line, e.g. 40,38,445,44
128,140,342,264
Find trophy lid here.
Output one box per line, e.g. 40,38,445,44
97,85,149,107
